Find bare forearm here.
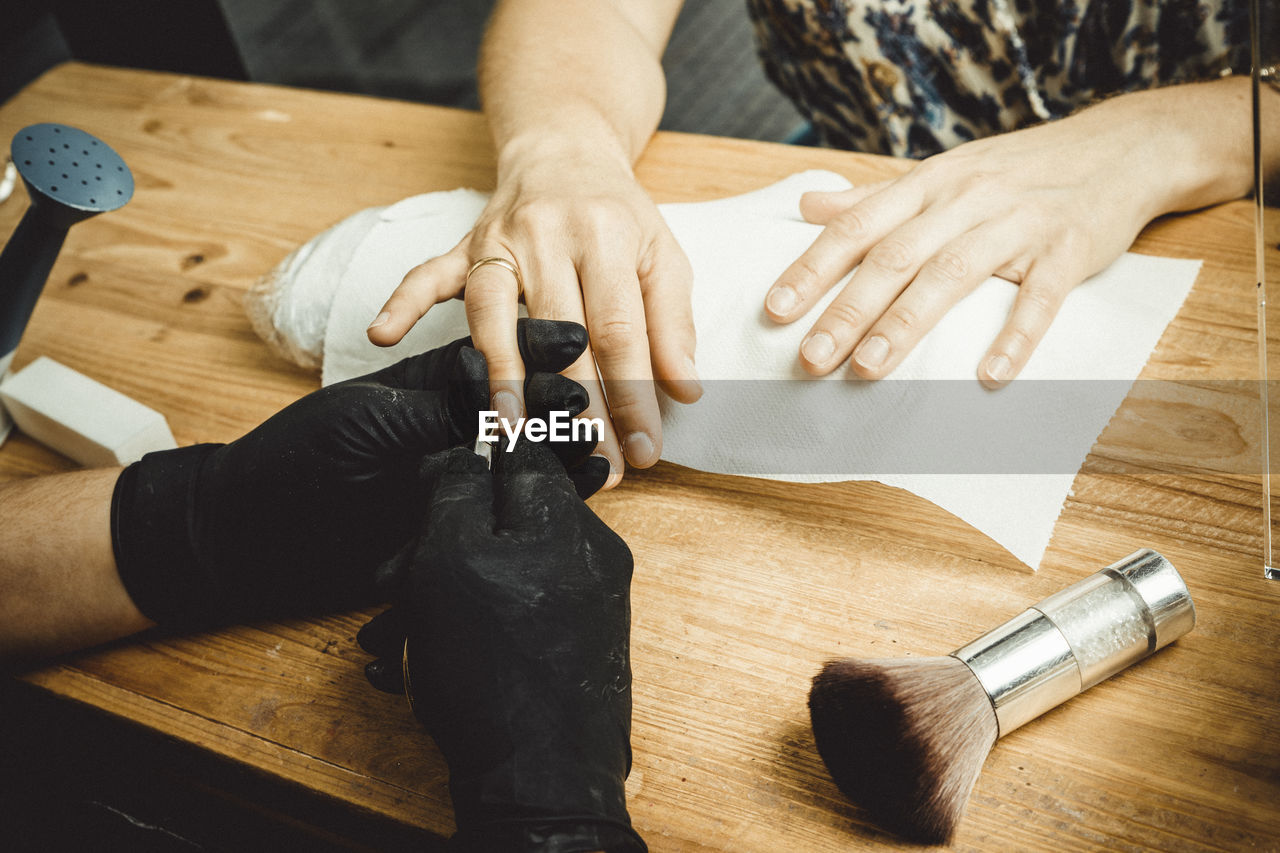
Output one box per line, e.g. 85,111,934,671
479,0,682,171
1079,75,1256,218
0,469,151,666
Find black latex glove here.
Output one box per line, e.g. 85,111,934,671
110,318,610,629
357,443,646,853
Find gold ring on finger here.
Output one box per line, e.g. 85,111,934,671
465,256,522,289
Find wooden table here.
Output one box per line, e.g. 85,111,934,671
1,63,1276,851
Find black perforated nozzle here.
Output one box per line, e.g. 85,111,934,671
0,124,134,361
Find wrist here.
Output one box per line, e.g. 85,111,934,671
495,125,636,186
1090,77,1253,217
445,725,635,837
111,443,223,628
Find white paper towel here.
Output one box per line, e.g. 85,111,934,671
255,171,1200,569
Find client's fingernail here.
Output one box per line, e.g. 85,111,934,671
801,331,835,365
492,390,521,423
367,311,391,330
623,432,656,466
685,356,704,395
766,286,797,316
854,335,889,369
984,354,1011,385
604,458,623,490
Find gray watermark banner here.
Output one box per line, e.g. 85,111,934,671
637,379,1262,477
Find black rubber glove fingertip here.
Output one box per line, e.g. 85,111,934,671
455,346,489,386
518,318,589,373
569,455,612,499
525,372,590,419
420,446,491,479
357,608,404,656
365,658,407,694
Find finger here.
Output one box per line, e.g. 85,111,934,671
798,207,960,376
525,372,590,420
368,248,469,346
580,255,664,469
362,335,469,391
567,454,612,500
492,440,581,534
421,447,496,546
371,532,421,601
356,607,410,657
638,235,701,404
846,222,1020,379
521,254,625,489
444,346,490,445
566,353,623,489
446,321,588,445
464,250,526,426
350,347,488,456
764,183,924,326
798,180,893,225
979,256,1076,389
364,657,407,695
516,318,590,374
525,372,597,466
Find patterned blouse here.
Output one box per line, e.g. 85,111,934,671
746,0,1251,158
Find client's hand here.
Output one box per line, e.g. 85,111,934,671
366,148,703,487
357,443,645,852
110,319,608,629
763,79,1252,386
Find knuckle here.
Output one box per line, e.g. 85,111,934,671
577,200,632,244
1000,260,1030,283
924,249,969,286
864,238,914,274
508,198,559,234
823,299,865,330
909,157,939,182
604,392,646,422
663,244,694,282
882,303,920,334
591,316,641,354
825,208,870,243
1058,227,1092,259
473,217,510,248
1019,282,1062,320
786,254,826,290
381,293,417,317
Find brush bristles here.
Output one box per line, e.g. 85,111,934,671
809,656,998,845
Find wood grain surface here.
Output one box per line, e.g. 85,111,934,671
1,64,1277,851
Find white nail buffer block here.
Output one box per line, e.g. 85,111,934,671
1,350,16,445
0,356,177,466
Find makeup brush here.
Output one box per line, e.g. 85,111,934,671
809,549,1196,845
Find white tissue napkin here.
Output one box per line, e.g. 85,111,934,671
306,171,1200,569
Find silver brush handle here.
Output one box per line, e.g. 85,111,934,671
951,549,1196,736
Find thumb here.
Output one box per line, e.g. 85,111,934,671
444,346,491,445
359,347,488,457
370,447,494,599
799,181,889,224
421,448,496,547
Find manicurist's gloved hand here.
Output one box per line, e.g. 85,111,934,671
357,443,645,853
110,318,609,630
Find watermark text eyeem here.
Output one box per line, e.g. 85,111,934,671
477,410,604,451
